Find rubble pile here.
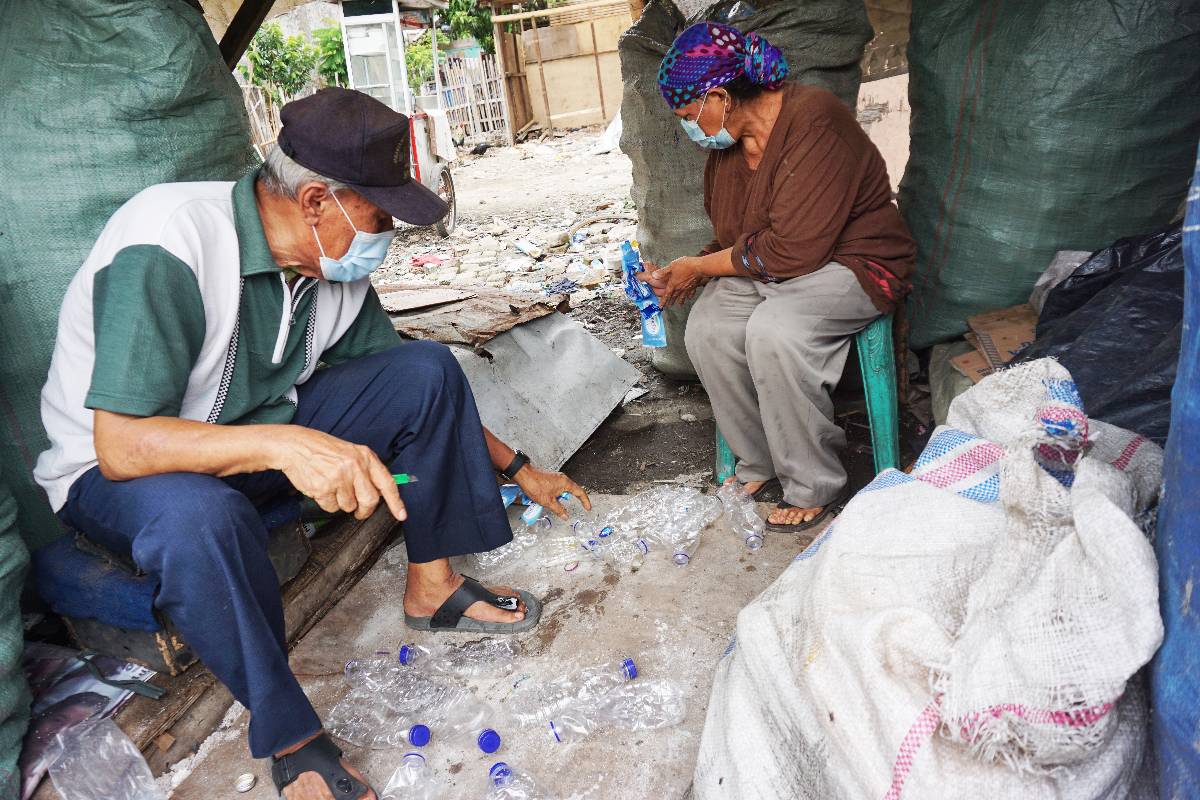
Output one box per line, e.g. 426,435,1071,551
380,209,638,308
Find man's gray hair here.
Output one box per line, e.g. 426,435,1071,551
259,145,349,198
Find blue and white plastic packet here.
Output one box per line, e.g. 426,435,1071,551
621,240,668,349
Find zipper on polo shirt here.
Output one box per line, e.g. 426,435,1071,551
271,274,317,364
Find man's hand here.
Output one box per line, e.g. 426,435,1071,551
272,428,406,521
513,465,591,521
638,257,705,307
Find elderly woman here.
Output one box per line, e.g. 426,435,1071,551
643,22,915,532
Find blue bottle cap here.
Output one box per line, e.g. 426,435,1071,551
621,657,637,680
489,762,512,786
398,644,413,665
477,728,502,754
599,526,614,538
408,724,431,747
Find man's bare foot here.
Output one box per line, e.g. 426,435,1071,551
276,733,375,800
767,505,824,526
404,558,526,624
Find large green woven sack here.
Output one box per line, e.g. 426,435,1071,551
899,0,1200,349
0,483,29,800
0,0,257,549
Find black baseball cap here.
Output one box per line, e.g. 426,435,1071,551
277,88,449,226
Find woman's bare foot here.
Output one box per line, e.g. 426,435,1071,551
277,734,375,800
767,505,824,526
403,558,526,624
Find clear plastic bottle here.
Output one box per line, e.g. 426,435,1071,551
441,698,504,754
381,752,439,800
507,657,637,727
575,521,649,568
541,678,688,745
327,670,465,749
717,483,765,550
487,762,549,800
343,651,404,690
398,638,520,678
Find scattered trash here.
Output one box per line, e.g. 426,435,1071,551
590,111,623,155
514,239,544,260
381,752,439,800
48,718,165,800
234,773,256,793
680,412,698,423
717,483,765,551
621,241,667,348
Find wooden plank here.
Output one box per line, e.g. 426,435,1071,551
376,282,568,348
492,0,627,23
25,510,402,797
379,287,477,313
218,0,278,69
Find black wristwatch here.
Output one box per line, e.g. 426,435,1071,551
502,450,530,480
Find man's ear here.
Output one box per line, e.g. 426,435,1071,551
296,182,331,226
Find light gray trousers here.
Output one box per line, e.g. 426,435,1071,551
684,264,880,507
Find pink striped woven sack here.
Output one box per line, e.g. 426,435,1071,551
693,359,1161,799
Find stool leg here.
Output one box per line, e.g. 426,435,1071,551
715,426,737,485
857,316,901,474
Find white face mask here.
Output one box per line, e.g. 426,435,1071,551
679,91,736,150
311,193,395,282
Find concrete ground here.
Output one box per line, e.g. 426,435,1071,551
162,495,820,798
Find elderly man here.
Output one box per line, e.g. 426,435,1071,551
33,88,586,800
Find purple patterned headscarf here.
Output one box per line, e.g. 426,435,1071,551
658,22,789,109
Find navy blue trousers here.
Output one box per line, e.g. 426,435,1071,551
59,342,513,757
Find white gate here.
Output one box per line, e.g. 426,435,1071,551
439,55,509,142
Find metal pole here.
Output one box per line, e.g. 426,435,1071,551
588,20,607,121
432,12,442,110
529,16,553,134
493,19,516,145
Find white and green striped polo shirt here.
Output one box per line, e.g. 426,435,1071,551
34,169,401,511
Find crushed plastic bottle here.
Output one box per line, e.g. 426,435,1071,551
398,638,520,678
507,657,637,727
717,483,765,550
49,718,166,800
328,669,466,749
441,698,504,754
542,678,687,745
380,752,440,800
487,762,550,800
344,651,404,690
574,520,649,569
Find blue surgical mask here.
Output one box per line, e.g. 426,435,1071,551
680,91,736,150
312,193,396,282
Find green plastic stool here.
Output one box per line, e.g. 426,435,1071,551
715,313,900,483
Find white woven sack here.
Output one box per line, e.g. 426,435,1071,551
693,359,1160,799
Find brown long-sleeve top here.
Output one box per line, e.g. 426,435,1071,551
702,83,915,312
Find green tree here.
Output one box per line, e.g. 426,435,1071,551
240,22,318,113
405,31,439,90
445,0,494,54
313,24,348,87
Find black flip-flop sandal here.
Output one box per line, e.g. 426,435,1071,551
271,733,372,799
405,574,541,634
765,487,851,534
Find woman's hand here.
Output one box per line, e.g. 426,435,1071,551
513,465,591,520
639,257,705,307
